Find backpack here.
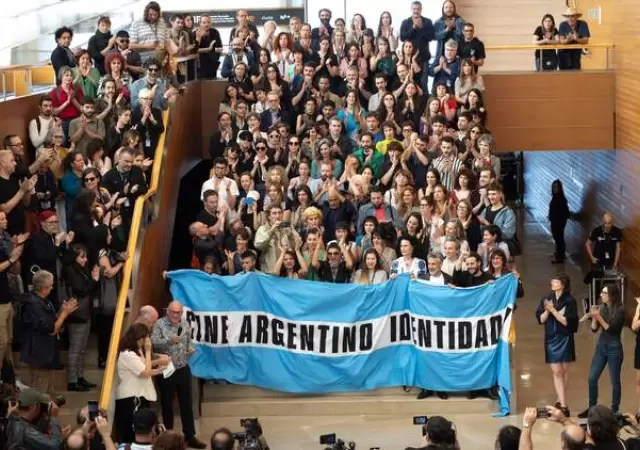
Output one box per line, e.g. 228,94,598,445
11,293,30,350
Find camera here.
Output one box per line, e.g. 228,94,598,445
319,433,356,450
278,221,291,229
233,418,264,450
615,413,640,428
536,407,550,419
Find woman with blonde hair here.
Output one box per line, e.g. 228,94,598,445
261,20,278,52
474,133,501,177
339,154,361,184
435,219,470,256
301,206,324,238
455,58,485,104
352,248,388,284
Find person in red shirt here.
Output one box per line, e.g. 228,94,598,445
50,66,83,146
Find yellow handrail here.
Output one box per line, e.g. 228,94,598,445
486,42,614,51
99,110,170,410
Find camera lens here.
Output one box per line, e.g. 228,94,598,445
54,395,66,407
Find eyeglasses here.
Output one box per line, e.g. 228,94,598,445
147,68,159,73
256,146,267,151
269,133,280,138
289,141,300,146
120,39,130,43
470,130,480,134
84,177,97,182
327,251,341,256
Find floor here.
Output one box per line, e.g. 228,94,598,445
194,210,640,449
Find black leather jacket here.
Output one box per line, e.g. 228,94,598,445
5,415,63,450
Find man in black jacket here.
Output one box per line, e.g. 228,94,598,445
5,388,65,450
19,271,77,393
87,16,113,76
24,211,73,308
451,252,492,287
101,147,149,238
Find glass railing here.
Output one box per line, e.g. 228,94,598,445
0,0,144,66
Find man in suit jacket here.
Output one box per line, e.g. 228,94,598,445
418,253,453,286
260,92,291,131
101,148,148,238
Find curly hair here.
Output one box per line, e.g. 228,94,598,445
104,52,127,75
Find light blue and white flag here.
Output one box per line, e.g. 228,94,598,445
167,271,517,415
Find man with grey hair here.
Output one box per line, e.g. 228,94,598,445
418,253,453,286
129,58,176,110
428,38,461,91
20,270,78,393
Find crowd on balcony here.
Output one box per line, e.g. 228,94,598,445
1,1,637,450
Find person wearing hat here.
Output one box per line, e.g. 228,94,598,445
558,7,590,70
110,30,144,81
5,388,64,449
24,211,74,308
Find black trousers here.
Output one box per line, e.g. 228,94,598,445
551,221,567,260
157,365,196,438
114,396,151,444
96,313,114,362
558,50,582,70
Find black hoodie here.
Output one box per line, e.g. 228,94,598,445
548,179,570,226
88,29,113,76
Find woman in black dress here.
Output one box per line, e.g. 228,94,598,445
633,300,640,412
548,179,570,264
535,272,578,417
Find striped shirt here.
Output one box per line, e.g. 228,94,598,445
129,19,169,61
433,156,463,192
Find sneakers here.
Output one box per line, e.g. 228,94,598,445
186,436,207,449
577,408,590,419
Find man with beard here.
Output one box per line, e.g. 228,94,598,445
109,30,144,80
451,252,491,287
221,37,255,79
130,58,176,110
471,168,496,216
228,9,259,44
68,98,106,156
25,211,74,308
418,253,453,286
312,9,334,51
29,97,61,155
357,186,404,233
195,15,223,80
311,240,353,283
129,1,177,62
353,132,384,177
87,16,113,76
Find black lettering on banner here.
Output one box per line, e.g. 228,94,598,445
475,320,488,348
410,316,417,344
186,311,195,339
194,314,202,341
417,319,431,348
286,322,297,350
318,325,329,353
448,321,456,350
332,326,340,353
360,323,373,350
343,325,357,353
490,315,503,346
239,315,252,343
399,313,411,341
458,321,472,349
390,315,397,343
433,320,445,349
204,315,217,344
272,318,285,347
256,315,269,344
300,324,314,351
221,315,229,344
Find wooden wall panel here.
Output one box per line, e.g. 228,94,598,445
523,149,640,291
0,94,42,153
483,71,614,151
201,81,227,160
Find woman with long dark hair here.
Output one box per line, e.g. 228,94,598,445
549,179,570,264
376,11,398,52
579,283,625,417
352,248,388,284
488,249,523,298
533,14,559,71
535,273,578,417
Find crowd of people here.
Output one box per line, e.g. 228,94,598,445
0,0,626,449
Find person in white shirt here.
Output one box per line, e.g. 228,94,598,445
442,237,466,276
29,95,60,154
114,322,163,444
418,252,453,286
201,157,239,209
390,236,427,279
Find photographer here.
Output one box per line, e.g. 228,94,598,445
519,406,586,450
407,416,458,450
210,428,234,450
76,405,110,450
64,416,115,450
5,388,64,450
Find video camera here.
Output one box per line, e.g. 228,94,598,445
413,416,428,436
616,413,640,428
233,418,265,450
319,433,356,450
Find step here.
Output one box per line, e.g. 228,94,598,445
201,385,496,417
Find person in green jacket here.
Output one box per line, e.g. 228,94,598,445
353,132,384,178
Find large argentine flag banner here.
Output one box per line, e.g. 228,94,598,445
168,270,517,415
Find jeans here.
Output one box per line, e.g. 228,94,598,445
588,339,623,412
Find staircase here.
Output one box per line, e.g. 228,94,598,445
201,384,497,417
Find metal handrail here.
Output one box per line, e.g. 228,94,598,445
485,42,613,51
98,109,170,410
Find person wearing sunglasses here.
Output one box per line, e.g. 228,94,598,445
129,58,176,111
108,30,144,80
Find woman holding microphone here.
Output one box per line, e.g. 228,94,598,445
536,273,578,417
578,284,625,417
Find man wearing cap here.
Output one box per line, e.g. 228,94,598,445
24,211,74,307
110,30,144,80
5,388,64,449
558,7,590,70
